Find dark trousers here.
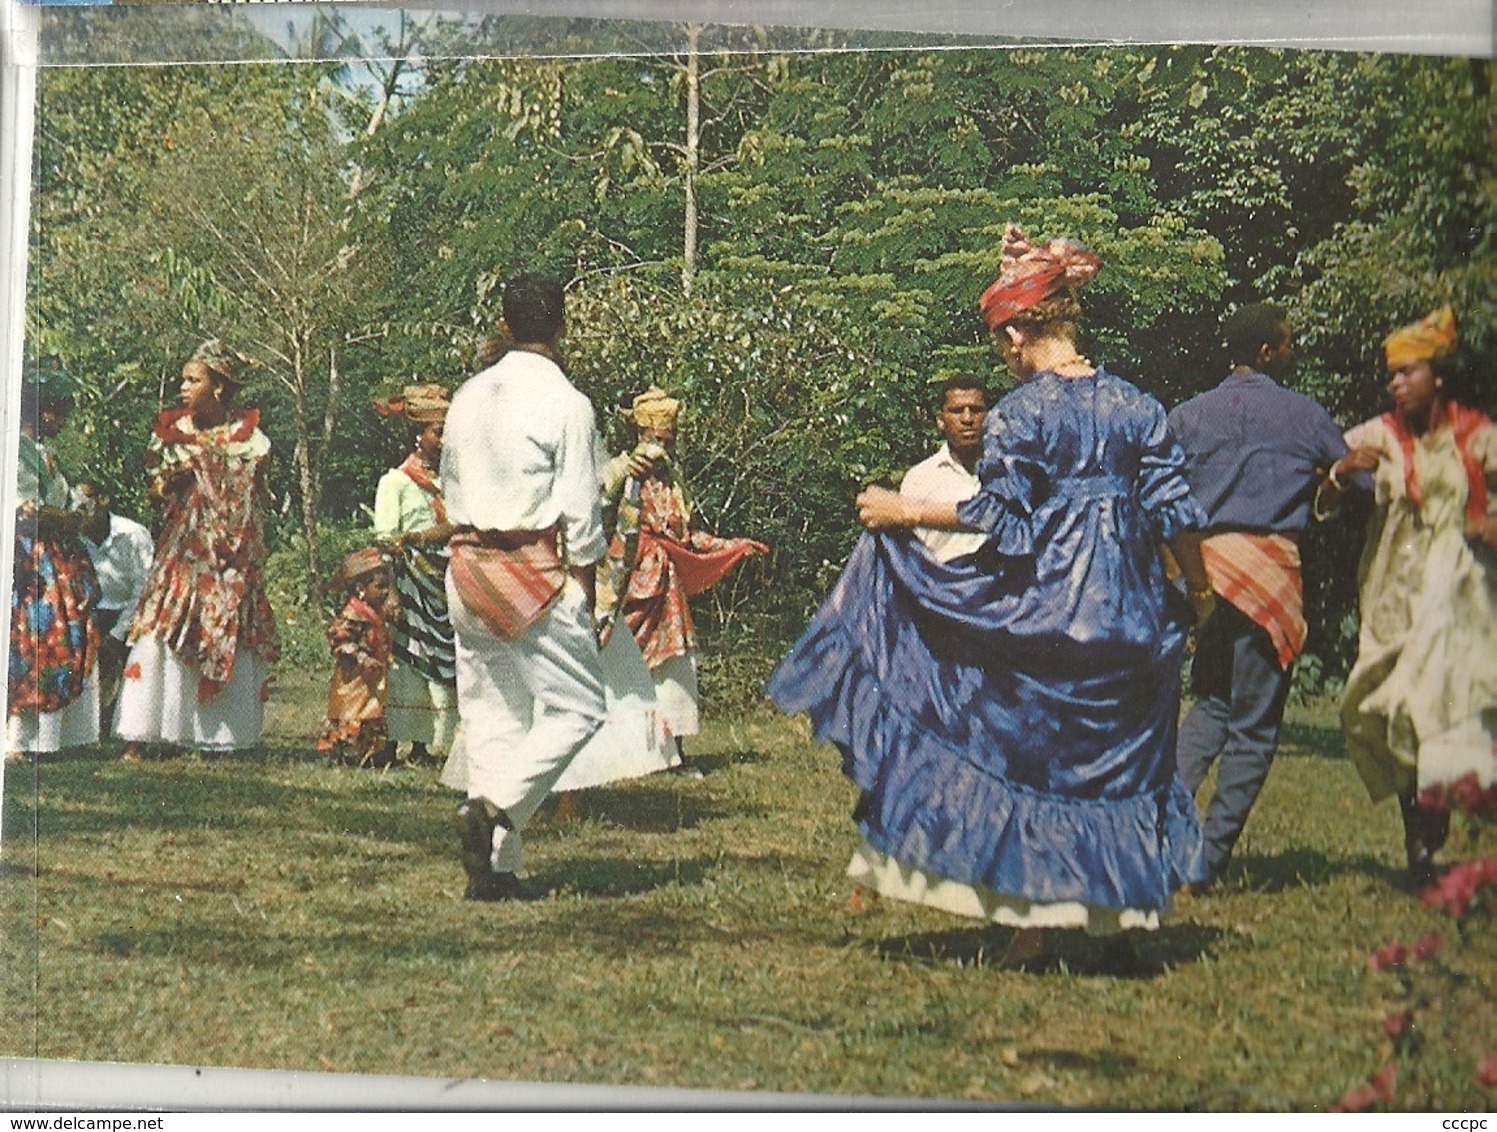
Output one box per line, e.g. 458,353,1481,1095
95,608,126,733
1176,601,1292,878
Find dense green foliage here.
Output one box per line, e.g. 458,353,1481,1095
24,10,1495,692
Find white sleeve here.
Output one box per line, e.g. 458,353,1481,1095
557,397,607,566
112,526,156,641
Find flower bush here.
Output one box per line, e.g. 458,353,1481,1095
1333,762,1496,1110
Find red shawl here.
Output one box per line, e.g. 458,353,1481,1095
1383,403,1491,527
397,453,447,525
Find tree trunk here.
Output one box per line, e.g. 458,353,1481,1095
290,336,322,596
318,342,341,525
682,22,702,298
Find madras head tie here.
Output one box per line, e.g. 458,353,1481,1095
627,386,681,430
978,224,1103,330
192,338,249,385
1383,306,1458,370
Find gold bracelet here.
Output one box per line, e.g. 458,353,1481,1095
1327,464,1345,491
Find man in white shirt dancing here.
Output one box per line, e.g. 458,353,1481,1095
900,378,990,562
440,274,608,901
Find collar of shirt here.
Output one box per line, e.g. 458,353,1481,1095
935,443,978,476
1218,369,1280,390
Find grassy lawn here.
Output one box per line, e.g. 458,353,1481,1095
2,672,1492,1109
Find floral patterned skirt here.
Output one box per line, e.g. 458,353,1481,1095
8,529,100,717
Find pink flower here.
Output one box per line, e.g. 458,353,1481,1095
1370,1061,1399,1103
1413,931,1443,960
1331,1083,1380,1113
1383,1012,1412,1039
1421,858,1497,919
1477,1052,1497,1089
1421,771,1497,818
1368,941,1409,971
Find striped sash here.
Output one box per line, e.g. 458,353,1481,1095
1201,532,1306,670
448,526,566,642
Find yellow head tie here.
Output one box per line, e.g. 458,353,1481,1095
1384,307,1458,369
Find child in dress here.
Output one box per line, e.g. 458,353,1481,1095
316,547,397,767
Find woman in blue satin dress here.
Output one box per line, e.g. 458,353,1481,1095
768,227,1217,964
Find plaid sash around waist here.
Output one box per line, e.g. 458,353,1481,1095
448,526,566,642
1202,532,1306,670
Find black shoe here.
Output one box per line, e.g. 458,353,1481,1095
669,757,705,780
465,870,523,902
1404,857,1440,894
453,797,510,886
1400,791,1450,894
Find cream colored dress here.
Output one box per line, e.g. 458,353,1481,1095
1340,412,1497,801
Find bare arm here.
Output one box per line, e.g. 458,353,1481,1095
1314,446,1380,514
857,485,972,531
1166,531,1217,624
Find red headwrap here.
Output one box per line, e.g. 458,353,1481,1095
979,225,1103,330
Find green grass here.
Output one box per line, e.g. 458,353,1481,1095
2,680,1492,1109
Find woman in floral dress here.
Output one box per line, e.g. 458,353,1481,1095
115,340,279,755
7,364,101,758
595,387,768,774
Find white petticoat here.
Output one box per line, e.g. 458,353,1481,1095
385,657,458,750
847,841,1165,934
651,650,699,738
1416,713,1497,792
7,675,101,754
113,634,270,751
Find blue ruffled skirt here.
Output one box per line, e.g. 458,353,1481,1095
768,530,1205,924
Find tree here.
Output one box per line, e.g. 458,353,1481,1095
136,76,391,587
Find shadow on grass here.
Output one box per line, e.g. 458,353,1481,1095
1277,719,1347,760
694,749,773,771
548,781,765,833
531,854,717,899
871,921,1225,979
1225,847,1401,894
7,756,473,848
1019,1045,1143,1081
81,854,760,967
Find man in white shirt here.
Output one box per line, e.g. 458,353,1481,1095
899,378,990,562
439,273,608,901
73,481,154,732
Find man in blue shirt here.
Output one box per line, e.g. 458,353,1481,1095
1169,303,1350,891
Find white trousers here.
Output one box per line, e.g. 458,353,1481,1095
446,572,605,873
